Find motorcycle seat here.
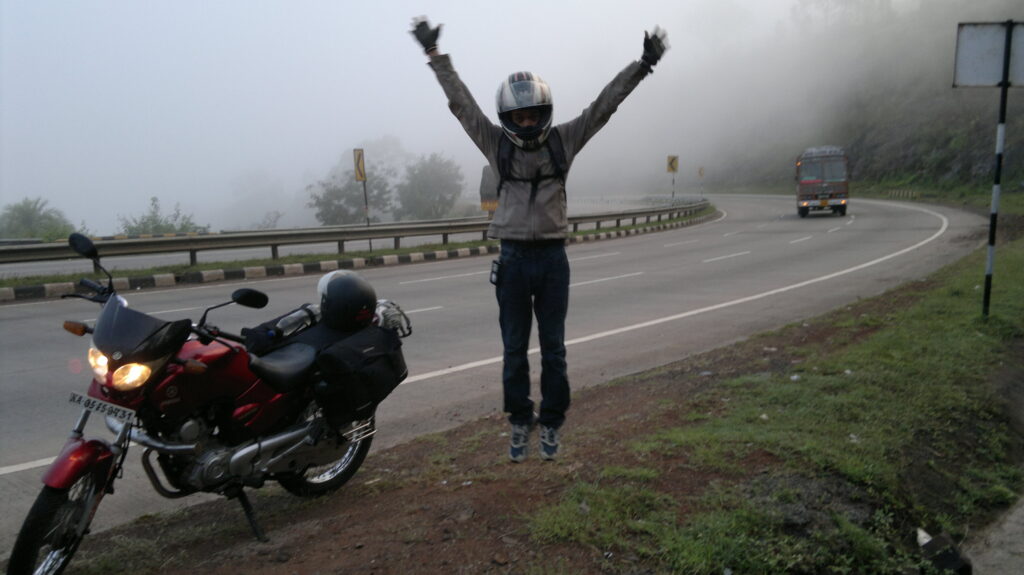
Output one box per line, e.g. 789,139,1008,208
248,343,317,393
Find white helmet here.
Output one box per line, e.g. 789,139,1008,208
496,71,553,149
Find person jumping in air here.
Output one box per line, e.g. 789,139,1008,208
411,17,668,462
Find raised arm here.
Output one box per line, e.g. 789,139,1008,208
410,17,500,158
560,27,669,154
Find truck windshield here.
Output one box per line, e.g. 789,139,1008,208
799,158,847,182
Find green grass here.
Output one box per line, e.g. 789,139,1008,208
528,183,1024,572
854,180,1024,216
0,206,715,289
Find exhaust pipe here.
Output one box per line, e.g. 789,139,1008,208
228,423,314,477
105,416,198,455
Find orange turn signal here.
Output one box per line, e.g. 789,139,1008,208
63,321,91,336
182,359,208,374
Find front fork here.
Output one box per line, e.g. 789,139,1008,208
42,409,130,495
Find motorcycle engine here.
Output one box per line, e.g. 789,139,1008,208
185,449,233,490
172,417,234,491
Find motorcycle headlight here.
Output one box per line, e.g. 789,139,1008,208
111,363,153,391
88,347,109,379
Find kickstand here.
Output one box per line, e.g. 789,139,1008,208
227,487,269,542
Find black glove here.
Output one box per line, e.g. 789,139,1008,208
641,27,668,71
411,16,441,54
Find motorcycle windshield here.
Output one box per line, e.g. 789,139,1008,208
92,297,192,363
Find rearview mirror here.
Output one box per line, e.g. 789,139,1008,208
232,288,268,309
68,233,98,260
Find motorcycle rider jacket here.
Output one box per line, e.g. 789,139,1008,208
427,55,650,240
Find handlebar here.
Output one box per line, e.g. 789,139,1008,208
217,330,245,344
192,324,245,346
59,278,112,303
78,278,106,293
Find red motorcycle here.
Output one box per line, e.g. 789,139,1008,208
7,233,410,575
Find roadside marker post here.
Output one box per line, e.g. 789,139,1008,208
667,155,679,201
953,20,1022,317
354,148,373,251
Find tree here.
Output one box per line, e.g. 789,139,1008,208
0,197,75,241
307,169,394,226
394,154,465,221
118,197,209,235
252,210,284,230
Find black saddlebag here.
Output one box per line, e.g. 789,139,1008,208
313,325,407,426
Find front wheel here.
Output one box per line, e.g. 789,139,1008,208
7,474,101,575
277,417,374,497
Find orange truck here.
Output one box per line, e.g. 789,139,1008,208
795,146,849,218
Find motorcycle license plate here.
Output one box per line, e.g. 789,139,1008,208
68,392,135,422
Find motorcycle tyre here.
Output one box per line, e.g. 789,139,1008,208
7,475,99,575
277,432,372,497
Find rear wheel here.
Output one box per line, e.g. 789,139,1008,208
277,408,374,497
798,207,809,218
7,474,101,575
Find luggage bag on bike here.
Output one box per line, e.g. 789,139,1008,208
313,325,407,425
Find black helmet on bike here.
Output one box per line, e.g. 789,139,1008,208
317,271,376,332
496,71,553,150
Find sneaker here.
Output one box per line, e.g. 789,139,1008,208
509,422,534,463
539,425,560,460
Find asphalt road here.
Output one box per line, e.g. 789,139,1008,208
0,194,986,558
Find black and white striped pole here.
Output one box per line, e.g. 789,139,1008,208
954,20,1021,318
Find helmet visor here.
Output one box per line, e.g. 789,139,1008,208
497,72,552,114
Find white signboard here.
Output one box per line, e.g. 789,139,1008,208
953,22,1023,87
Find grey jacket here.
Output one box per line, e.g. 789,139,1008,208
428,55,650,240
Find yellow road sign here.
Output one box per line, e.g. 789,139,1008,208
667,155,679,173
353,148,367,182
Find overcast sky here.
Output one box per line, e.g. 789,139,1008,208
1,0,1014,234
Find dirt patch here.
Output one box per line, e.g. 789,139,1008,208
51,278,1023,574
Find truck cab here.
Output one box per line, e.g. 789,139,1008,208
795,146,849,218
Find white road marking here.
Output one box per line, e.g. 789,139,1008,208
0,457,56,475
2,441,142,476
703,251,751,263
398,252,620,285
846,215,856,226
570,272,644,288
723,231,739,237
85,306,205,322
405,306,443,314
790,236,813,244
150,306,203,315
400,271,488,285
569,252,620,262
664,239,700,248
828,227,842,233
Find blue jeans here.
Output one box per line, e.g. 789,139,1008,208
496,240,570,429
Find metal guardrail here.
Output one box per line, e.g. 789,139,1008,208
0,200,709,266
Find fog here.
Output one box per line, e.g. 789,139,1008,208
0,0,1018,234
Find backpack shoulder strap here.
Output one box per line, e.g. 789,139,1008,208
495,128,568,196
496,136,515,195
545,127,568,181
